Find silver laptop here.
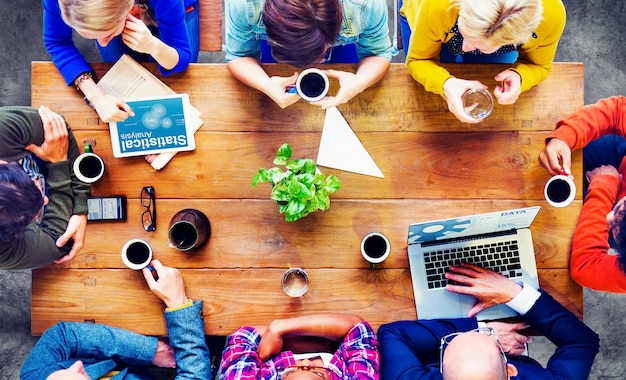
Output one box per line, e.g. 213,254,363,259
407,206,541,321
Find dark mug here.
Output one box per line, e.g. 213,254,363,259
296,68,330,102
73,143,105,183
168,208,211,251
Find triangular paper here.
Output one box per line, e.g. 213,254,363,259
316,107,384,178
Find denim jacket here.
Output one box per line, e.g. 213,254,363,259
225,0,392,62
20,301,211,379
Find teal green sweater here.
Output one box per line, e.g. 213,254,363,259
0,106,89,269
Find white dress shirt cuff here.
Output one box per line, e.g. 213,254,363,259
505,282,541,315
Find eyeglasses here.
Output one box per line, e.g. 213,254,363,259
140,186,156,231
282,365,329,379
439,327,507,374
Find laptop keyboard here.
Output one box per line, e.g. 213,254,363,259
423,240,523,290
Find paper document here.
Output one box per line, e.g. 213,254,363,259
97,55,203,169
316,107,384,178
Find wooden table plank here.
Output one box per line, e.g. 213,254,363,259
62,199,578,270
31,267,580,336
77,130,583,201
31,62,584,134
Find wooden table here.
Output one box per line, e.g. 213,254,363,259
30,61,585,336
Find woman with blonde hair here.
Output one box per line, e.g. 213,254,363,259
399,0,566,123
43,0,199,123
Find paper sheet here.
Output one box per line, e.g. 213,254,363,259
316,107,384,178
97,55,203,170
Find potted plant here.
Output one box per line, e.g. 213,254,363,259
252,143,342,222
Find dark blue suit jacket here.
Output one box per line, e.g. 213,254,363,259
378,291,599,379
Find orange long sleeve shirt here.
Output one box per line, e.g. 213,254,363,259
549,96,626,292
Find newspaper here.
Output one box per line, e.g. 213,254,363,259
97,54,203,170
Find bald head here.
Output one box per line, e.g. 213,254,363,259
442,331,508,380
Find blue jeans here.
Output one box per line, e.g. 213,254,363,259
97,6,199,63
398,0,518,63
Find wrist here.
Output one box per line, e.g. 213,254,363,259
74,72,93,91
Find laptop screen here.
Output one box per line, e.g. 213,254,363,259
407,206,541,245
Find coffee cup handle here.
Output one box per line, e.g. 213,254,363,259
84,143,93,154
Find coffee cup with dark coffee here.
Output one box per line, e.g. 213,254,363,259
360,232,390,269
121,239,152,270
544,174,576,208
295,68,330,102
168,208,211,251
73,143,105,183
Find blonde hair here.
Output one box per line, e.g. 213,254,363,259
451,0,544,47
59,0,134,33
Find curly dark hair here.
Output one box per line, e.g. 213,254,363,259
263,0,343,67
0,164,44,242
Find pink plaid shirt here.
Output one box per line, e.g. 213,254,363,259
219,321,380,380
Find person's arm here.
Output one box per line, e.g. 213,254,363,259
255,314,363,360
20,322,158,380
219,326,267,380
570,168,626,292
148,0,195,74
520,291,599,379
224,0,300,108
42,0,92,86
25,107,88,263
316,57,390,109
539,96,626,176
403,0,458,96
142,260,212,379
378,318,477,380
228,58,301,109
122,14,179,71
510,0,566,93
333,321,379,380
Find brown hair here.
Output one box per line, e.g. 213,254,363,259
263,0,343,67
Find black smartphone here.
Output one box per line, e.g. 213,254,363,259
87,196,127,221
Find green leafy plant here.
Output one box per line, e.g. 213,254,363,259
252,143,342,222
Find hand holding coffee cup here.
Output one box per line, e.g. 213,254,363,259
121,238,152,267
361,232,391,269
544,170,576,207
73,143,105,183
294,68,330,102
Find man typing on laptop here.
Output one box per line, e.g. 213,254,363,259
378,263,599,380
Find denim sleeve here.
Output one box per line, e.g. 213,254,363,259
20,322,157,380
225,0,262,62
354,0,392,60
165,300,212,380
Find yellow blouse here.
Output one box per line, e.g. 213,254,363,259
400,0,566,96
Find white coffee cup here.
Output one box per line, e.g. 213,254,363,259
361,232,391,269
544,174,576,208
73,144,105,183
295,68,330,102
121,239,152,270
